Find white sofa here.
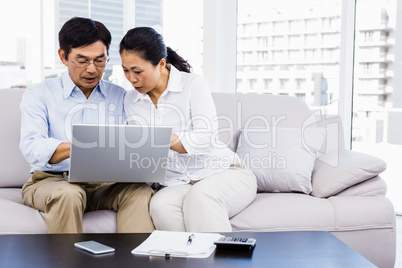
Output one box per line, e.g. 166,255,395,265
0,88,396,267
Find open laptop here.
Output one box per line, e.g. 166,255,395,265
68,124,172,183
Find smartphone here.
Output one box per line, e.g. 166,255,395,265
74,240,115,255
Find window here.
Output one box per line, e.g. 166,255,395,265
0,1,43,88
352,0,402,213
0,0,203,90
237,0,342,112
162,0,203,76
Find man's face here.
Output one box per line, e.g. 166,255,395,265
58,41,108,95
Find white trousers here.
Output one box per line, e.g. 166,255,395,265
150,163,257,232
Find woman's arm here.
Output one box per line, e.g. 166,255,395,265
170,133,187,154
177,76,218,155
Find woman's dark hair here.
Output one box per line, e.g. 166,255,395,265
119,27,191,73
59,17,111,60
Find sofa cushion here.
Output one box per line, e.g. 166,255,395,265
230,193,335,231
311,150,387,198
83,210,117,233
236,127,325,194
0,188,117,234
0,89,31,188
0,188,47,234
230,193,395,232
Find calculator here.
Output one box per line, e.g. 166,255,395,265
214,236,256,250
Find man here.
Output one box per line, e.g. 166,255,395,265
19,17,154,233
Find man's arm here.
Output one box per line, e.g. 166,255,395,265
49,142,71,164
20,86,65,169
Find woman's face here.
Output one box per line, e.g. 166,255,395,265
121,51,165,94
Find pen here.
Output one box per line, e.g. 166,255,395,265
148,250,189,258
187,234,194,245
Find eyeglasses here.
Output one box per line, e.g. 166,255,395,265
70,57,110,68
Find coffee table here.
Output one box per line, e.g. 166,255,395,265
0,231,375,267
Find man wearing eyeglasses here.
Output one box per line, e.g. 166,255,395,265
19,17,154,234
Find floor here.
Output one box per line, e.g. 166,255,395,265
396,215,402,267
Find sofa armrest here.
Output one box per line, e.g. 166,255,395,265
334,176,387,196
311,150,387,198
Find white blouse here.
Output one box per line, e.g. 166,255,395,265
124,65,235,186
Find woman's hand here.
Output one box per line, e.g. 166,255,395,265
170,133,187,154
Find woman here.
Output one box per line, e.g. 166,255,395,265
120,27,256,232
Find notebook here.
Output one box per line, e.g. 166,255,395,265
132,230,223,258
67,124,172,183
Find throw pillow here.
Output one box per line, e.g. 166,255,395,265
236,127,325,194
311,150,387,198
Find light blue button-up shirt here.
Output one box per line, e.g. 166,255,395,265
20,72,126,172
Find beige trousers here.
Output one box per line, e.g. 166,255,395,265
149,163,257,232
22,171,154,234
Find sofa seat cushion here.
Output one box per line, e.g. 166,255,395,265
0,188,117,234
0,188,47,234
230,193,395,232
83,210,116,233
